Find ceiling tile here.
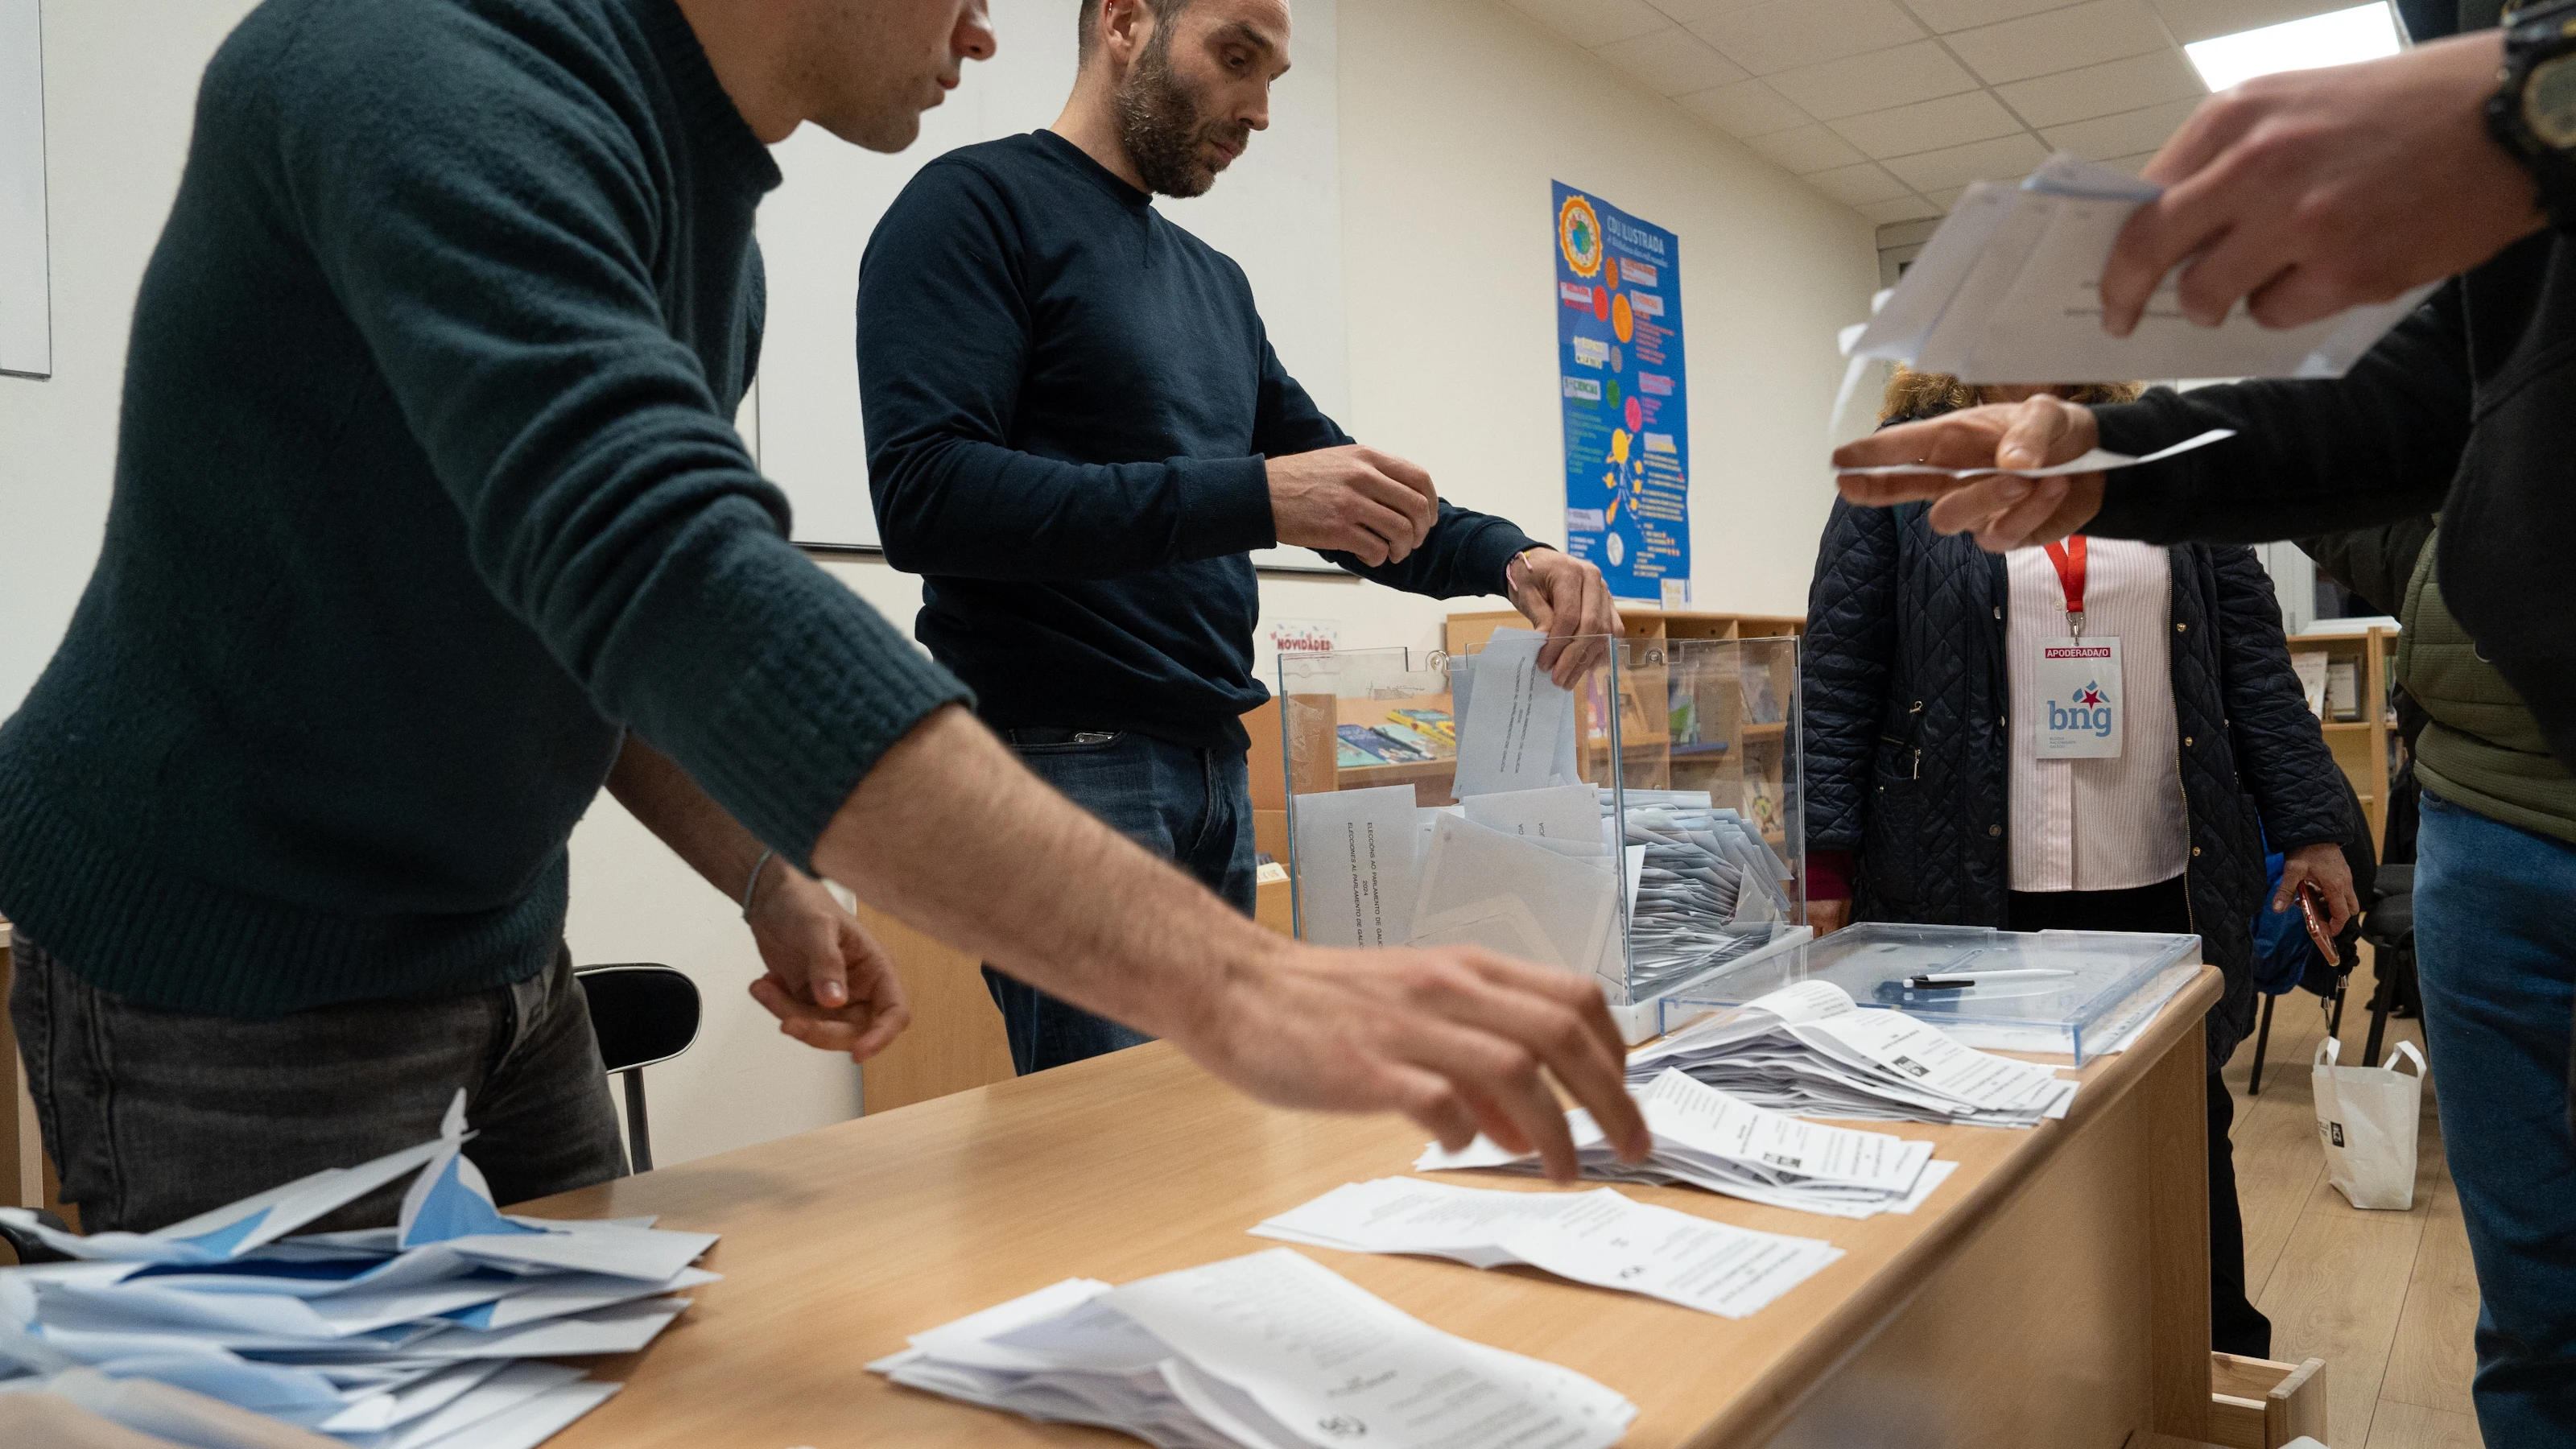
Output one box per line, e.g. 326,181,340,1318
1644,0,1775,23
1827,89,2024,158
1593,27,1751,95
1677,76,1814,136
1922,184,1974,208
1689,0,1927,75
1942,0,2172,85
1503,0,1671,48
1994,48,2205,128
2148,0,2357,45
1804,160,1918,204
1859,195,1947,223
2101,149,2161,175
1744,123,1871,174
1766,40,1982,119
1882,130,2050,190
1901,0,2087,31
2039,95,2202,159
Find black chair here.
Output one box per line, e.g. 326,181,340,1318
573,964,702,1174
0,1208,72,1266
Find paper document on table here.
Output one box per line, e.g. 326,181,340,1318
1633,983,2076,1129
1252,1179,1842,1319
1291,784,1418,947
871,1248,1636,1449
1451,630,1577,797
1844,153,2437,384
1416,1068,1951,1220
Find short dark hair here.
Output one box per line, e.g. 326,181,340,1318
1077,0,1193,64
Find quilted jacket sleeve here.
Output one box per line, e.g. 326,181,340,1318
1802,498,1900,854
2213,546,2352,852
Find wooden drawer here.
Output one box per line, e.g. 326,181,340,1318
2209,1352,2328,1449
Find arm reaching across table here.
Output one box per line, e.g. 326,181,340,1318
811,708,1652,1183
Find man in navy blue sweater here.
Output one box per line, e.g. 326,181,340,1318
858,0,1617,1074
0,0,1647,1232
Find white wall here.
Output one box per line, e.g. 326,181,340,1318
0,0,1872,1170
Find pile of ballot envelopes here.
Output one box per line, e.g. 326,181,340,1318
1417,1066,1956,1219
873,1247,1636,1449
0,1092,713,1449
1630,980,2079,1129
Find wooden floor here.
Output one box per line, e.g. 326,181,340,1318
2221,956,2482,1449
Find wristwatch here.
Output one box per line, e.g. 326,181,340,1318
2487,0,2576,230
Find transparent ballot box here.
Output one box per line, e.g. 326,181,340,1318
1278,630,1807,1042
1657,922,2201,1064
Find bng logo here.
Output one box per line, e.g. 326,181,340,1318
2050,680,2115,737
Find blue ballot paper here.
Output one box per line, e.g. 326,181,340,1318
0,1090,714,1447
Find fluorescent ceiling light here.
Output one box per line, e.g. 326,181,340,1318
2185,2,2404,93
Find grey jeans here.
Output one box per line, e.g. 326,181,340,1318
10,935,627,1234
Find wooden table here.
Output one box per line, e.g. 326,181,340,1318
534,969,2223,1449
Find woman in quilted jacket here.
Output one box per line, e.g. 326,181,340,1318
1802,367,2363,1359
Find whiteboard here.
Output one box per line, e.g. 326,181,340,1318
1,0,50,379
753,0,1346,571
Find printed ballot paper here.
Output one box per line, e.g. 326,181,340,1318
1253,1179,1842,1319
1418,1069,1955,1220
872,1248,1637,1449
1843,153,2437,386
1629,981,2079,1129
0,1092,713,1449
1451,629,1579,799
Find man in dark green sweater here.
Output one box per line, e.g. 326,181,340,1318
0,0,1647,1233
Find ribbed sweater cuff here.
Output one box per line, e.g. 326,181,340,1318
1174,456,1278,560
673,543,974,873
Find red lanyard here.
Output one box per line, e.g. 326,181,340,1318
2041,536,2087,638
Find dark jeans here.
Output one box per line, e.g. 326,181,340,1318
10,934,626,1234
2007,875,2273,1359
2414,792,2576,1446
982,727,1255,1076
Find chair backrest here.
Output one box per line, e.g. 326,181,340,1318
573,964,702,1074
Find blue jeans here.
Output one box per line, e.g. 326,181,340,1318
981,728,1256,1075
2414,791,2576,1445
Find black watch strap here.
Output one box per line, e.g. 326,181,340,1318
2489,0,2576,229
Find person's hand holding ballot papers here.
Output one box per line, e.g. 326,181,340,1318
1827,135,2467,550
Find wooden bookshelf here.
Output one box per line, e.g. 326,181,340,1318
2284,625,2401,852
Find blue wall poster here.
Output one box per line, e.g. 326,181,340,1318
1553,182,1688,602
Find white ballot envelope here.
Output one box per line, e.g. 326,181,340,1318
1844,152,2438,385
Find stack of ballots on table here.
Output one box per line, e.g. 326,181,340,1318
1416,1066,1955,1220
873,1247,1636,1449
0,1092,712,1449
1631,980,2078,1129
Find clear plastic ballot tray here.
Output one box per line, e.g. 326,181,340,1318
1655,922,2200,1064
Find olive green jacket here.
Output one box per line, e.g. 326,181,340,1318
2304,522,2576,844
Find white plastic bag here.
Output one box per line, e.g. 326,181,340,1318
2313,1038,2427,1211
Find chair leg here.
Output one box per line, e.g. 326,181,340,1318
2249,993,2277,1096
2363,942,2405,1065
622,1069,653,1175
